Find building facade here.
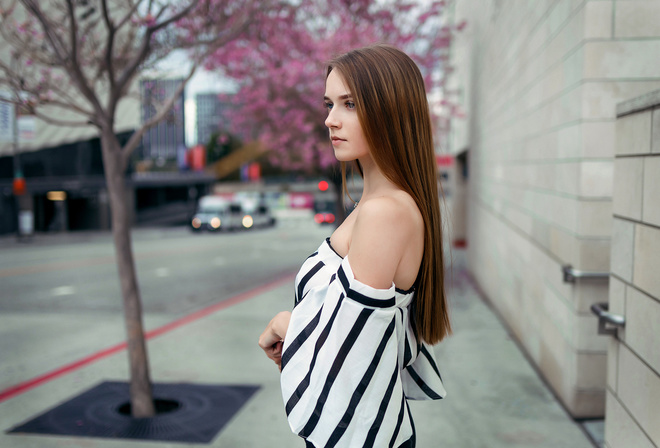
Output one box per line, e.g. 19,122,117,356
448,0,660,442
140,78,186,160
0,76,215,235
0,85,140,235
196,93,232,147
606,91,660,448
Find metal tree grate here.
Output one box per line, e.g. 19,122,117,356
6,381,260,444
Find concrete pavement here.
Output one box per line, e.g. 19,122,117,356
0,230,599,447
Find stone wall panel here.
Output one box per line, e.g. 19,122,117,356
453,0,660,422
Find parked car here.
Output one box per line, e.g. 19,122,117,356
190,196,244,232
241,204,276,229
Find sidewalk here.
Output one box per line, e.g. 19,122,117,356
0,250,597,447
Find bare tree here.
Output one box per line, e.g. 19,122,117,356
0,0,265,417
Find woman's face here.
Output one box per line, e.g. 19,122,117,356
324,70,370,163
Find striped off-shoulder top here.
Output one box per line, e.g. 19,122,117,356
280,238,446,448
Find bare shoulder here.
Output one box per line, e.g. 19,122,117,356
356,191,422,235
347,191,423,289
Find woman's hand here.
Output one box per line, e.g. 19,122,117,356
258,311,291,371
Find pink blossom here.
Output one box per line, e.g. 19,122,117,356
142,14,156,27
203,0,458,174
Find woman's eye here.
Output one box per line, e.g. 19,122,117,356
324,102,333,110
345,101,355,109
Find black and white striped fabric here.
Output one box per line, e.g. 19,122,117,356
280,238,446,448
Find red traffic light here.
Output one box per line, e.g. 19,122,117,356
13,177,26,196
318,180,329,191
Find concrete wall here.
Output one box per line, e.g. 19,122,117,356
449,0,660,418
605,91,660,448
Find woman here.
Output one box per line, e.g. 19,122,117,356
259,44,451,448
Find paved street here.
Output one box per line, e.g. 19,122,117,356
0,218,599,447
0,219,327,316
0,218,329,393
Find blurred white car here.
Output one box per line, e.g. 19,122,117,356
240,204,276,229
190,196,244,232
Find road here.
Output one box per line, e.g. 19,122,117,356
0,218,331,391
0,220,329,314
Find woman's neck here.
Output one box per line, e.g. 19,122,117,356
358,156,398,200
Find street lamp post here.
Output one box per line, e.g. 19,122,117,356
9,56,33,239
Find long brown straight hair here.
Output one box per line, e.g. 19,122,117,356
328,44,451,344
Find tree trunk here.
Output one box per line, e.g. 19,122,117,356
100,130,155,418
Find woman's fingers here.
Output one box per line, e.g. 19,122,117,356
258,330,277,351
262,340,281,361
272,341,283,371
272,340,283,359
259,311,291,371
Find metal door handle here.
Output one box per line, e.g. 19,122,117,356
563,265,609,283
591,302,625,336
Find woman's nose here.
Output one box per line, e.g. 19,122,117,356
325,110,339,129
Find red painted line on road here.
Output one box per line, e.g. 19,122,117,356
0,342,128,404
0,273,295,403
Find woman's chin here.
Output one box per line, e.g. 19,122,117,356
333,149,360,163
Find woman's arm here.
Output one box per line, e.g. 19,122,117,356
258,311,291,371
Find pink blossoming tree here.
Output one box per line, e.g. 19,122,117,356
206,0,464,219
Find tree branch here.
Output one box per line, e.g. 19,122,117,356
40,97,96,117
99,0,115,32
114,0,199,102
20,0,106,120
174,5,255,59
65,0,79,66
100,0,117,93
31,109,93,128
79,15,103,46
115,0,144,31
148,1,199,34
0,68,97,118
20,0,68,64
58,0,106,119
152,3,169,22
